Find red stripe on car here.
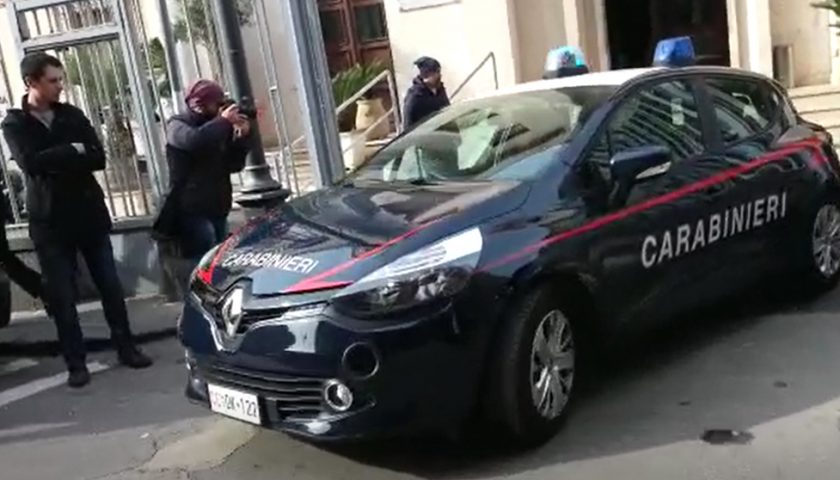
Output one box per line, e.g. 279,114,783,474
280,222,437,294
481,139,828,272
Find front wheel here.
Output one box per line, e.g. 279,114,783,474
483,286,581,446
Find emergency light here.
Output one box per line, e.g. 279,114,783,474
653,36,696,68
543,46,589,79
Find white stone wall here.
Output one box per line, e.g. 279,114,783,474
769,0,833,87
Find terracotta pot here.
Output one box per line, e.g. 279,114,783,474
339,131,366,171
355,98,389,140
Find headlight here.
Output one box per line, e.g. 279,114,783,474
191,244,221,285
332,227,483,318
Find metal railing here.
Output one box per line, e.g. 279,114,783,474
290,68,401,153
451,51,499,101
0,0,165,226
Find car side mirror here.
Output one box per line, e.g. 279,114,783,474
608,145,672,207
609,145,672,183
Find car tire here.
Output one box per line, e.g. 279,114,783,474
483,285,582,447
0,272,11,329
794,193,840,291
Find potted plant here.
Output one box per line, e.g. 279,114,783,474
332,61,389,169
332,61,389,137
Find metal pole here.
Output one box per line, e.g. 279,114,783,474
179,0,203,78
253,0,297,193
286,0,344,188
156,0,184,111
210,0,287,208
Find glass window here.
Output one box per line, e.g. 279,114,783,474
320,10,345,46
351,86,617,183
354,4,388,43
707,77,780,144
607,80,704,162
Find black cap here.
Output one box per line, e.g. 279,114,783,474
414,56,441,76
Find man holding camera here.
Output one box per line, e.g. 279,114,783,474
165,79,251,266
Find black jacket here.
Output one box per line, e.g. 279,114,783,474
0,99,111,243
165,111,248,218
403,77,450,130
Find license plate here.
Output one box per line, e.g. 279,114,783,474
207,384,262,425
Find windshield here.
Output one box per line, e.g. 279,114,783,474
352,86,616,183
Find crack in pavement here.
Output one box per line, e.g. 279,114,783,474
84,432,162,480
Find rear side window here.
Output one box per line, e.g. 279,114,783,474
706,77,781,144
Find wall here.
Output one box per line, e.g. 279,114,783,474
512,0,566,82
512,0,610,82
769,0,832,87
383,0,520,102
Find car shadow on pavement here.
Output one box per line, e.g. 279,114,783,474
323,279,840,479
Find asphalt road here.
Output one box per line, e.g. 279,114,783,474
2,282,840,480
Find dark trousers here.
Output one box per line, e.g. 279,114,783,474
179,214,228,264
0,225,42,299
35,233,133,370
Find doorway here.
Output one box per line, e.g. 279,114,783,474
318,0,393,76
605,0,730,69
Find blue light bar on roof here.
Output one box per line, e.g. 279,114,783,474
543,46,589,79
653,36,696,67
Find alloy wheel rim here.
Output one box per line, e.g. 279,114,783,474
529,310,575,420
812,204,840,278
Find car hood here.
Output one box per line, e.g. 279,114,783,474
201,180,530,296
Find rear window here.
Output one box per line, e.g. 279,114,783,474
706,77,782,144
351,86,617,183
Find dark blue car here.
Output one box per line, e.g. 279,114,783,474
179,65,840,445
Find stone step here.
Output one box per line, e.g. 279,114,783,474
793,94,840,114
798,109,840,129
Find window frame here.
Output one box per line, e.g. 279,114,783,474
699,74,786,152
577,74,715,171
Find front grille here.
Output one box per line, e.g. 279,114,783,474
201,363,326,419
209,303,327,335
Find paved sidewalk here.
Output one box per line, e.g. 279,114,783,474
0,296,182,355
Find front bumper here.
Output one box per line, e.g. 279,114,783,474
178,293,485,441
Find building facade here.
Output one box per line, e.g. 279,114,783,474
3,0,840,153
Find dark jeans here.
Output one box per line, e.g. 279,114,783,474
35,233,133,370
179,214,228,265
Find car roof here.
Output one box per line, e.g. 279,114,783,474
475,66,778,100
477,68,664,99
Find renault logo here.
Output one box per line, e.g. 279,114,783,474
220,287,245,337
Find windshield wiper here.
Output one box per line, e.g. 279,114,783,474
406,177,439,186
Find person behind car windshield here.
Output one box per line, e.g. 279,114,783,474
165,80,251,267
403,56,450,130
1,52,152,388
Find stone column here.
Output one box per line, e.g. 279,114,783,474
732,0,773,76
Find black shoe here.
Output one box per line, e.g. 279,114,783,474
67,367,91,388
118,347,153,369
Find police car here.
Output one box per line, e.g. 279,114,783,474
179,39,840,444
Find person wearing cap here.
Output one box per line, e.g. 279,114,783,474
1,52,152,388
164,79,251,267
403,56,450,130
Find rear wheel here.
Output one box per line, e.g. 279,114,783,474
797,196,840,290
0,272,11,329
483,285,581,446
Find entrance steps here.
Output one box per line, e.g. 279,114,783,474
789,84,840,144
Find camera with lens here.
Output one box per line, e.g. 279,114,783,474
221,96,258,120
